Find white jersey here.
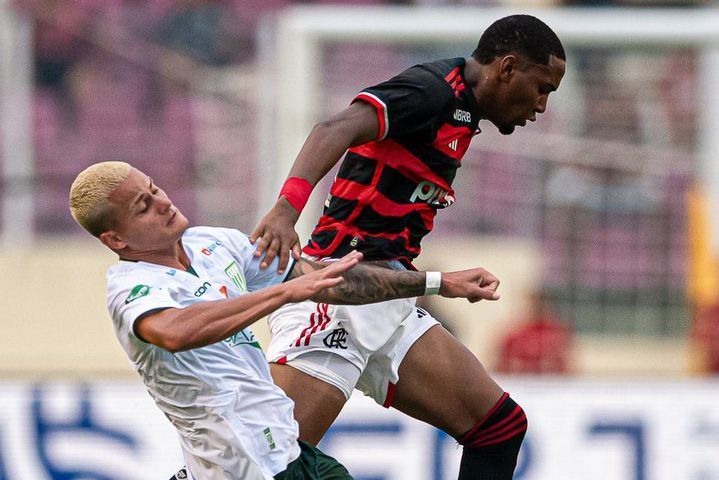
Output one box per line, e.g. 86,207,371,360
106,226,300,480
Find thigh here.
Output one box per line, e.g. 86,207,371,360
391,325,505,438
270,362,349,445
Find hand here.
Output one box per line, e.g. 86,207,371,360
439,268,501,303
285,251,363,303
250,199,302,273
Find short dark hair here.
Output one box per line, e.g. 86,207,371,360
472,15,566,65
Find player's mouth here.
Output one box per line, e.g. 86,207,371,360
167,209,177,226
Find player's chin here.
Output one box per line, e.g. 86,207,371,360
498,124,516,135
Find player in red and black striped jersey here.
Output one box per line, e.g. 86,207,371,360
305,57,478,268
252,15,566,479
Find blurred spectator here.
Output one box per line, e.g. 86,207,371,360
154,0,252,67
691,304,719,374
21,0,96,128
496,292,574,374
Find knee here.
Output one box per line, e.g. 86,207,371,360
457,393,527,457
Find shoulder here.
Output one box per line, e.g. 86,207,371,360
417,57,467,80
185,226,251,248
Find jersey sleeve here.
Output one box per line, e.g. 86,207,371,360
107,274,182,341
353,65,454,140
213,227,294,292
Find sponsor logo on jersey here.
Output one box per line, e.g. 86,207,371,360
453,108,471,123
224,261,247,292
166,269,177,276
194,281,212,297
125,284,150,304
409,180,455,207
224,329,262,349
448,139,459,151
201,240,223,256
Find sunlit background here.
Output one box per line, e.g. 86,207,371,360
1,1,719,479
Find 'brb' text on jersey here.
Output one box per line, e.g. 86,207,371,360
304,58,481,268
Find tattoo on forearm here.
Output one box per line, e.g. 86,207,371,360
290,259,425,304
329,263,425,304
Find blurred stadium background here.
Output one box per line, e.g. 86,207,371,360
1,0,719,479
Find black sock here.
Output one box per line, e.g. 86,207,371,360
456,393,527,480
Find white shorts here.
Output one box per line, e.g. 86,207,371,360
266,298,439,406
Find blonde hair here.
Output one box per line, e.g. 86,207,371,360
69,161,132,237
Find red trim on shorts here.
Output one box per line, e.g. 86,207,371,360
290,304,332,348
382,382,397,408
293,313,315,347
276,356,287,364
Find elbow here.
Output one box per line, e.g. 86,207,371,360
154,332,189,353
311,119,337,137
162,340,184,354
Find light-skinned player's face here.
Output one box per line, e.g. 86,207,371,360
488,54,565,135
103,168,189,254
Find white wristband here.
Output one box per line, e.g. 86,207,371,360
425,271,442,296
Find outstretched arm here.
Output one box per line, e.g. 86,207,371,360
134,253,500,353
134,252,363,353
250,102,379,273
288,259,501,305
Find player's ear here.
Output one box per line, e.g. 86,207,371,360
100,230,126,251
497,55,518,82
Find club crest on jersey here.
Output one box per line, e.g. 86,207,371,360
201,240,223,256
453,109,471,123
224,261,247,292
410,180,455,208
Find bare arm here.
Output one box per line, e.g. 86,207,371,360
134,252,500,353
288,259,425,305
288,258,502,305
250,102,379,272
134,252,362,352
287,101,380,184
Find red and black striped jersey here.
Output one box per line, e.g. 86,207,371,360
304,57,480,268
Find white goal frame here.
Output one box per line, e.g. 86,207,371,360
261,5,719,248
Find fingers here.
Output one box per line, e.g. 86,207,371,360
315,277,345,290
323,251,362,275
468,287,500,303
277,248,290,275
253,235,269,258
260,237,281,270
291,243,302,260
249,223,263,245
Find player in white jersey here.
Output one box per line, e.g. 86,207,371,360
68,161,502,480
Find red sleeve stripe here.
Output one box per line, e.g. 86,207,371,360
444,67,460,83
354,92,389,140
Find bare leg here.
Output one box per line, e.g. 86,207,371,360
391,325,525,479
270,362,348,445
391,324,504,436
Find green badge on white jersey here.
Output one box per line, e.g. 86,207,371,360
263,427,276,450
224,261,247,292
125,284,151,304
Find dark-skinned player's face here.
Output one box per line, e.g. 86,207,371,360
489,54,565,135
